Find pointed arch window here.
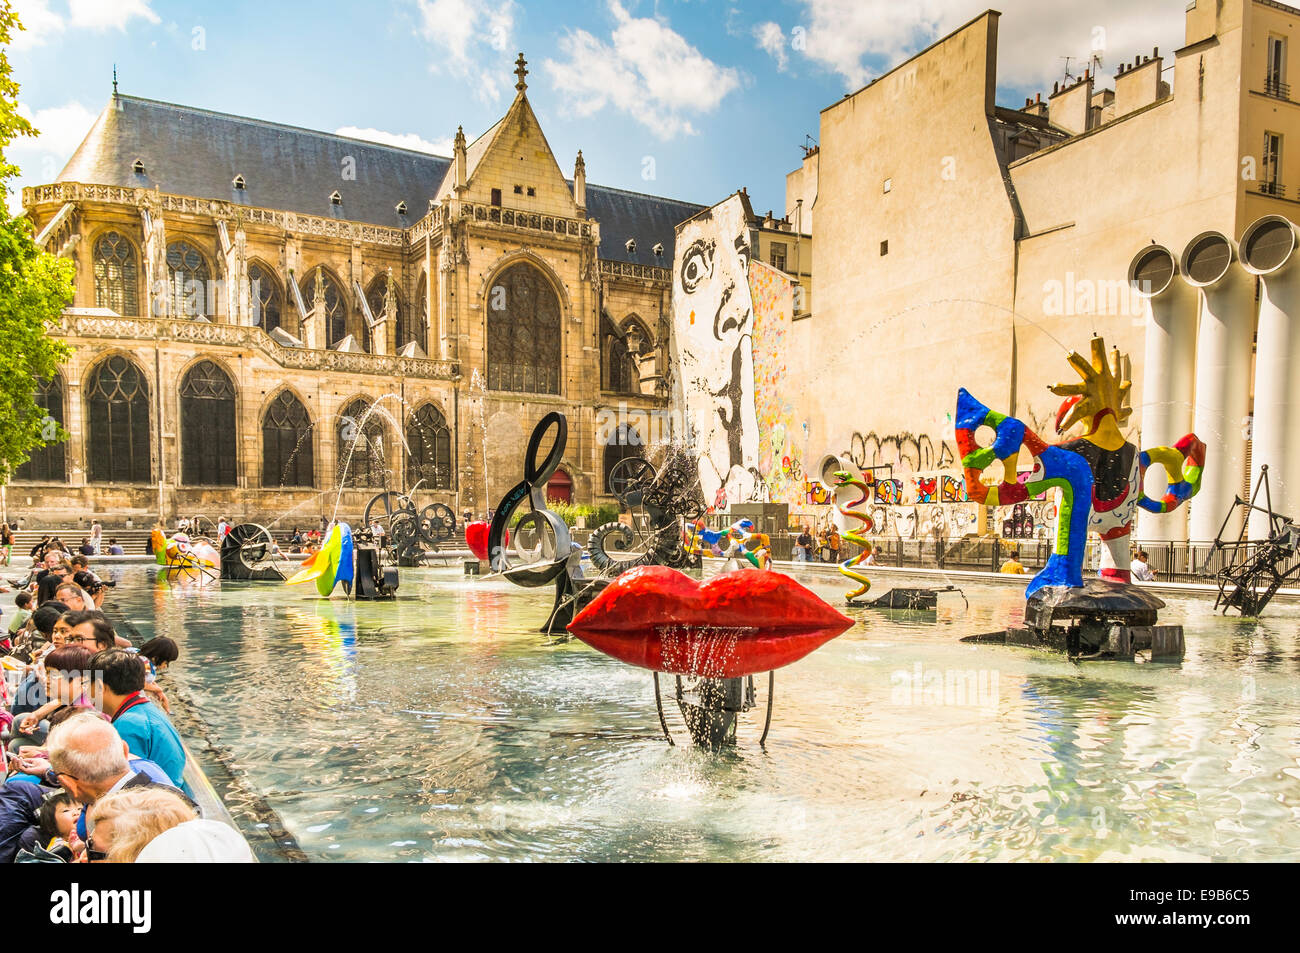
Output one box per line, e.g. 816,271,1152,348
86,356,151,483
262,390,314,487
406,403,452,490
603,424,645,494
180,360,237,486
301,271,347,347
337,398,388,488
248,262,283,335
486,262,561,394
167,241,211,319
601,314,638,393
93,231,140,316
364,278,402,354
14,375,67,482
414,273,429,353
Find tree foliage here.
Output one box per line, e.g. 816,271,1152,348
0,1,75,482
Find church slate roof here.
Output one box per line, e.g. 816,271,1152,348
56,95,703,266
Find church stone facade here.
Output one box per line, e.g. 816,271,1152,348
17,57,700,527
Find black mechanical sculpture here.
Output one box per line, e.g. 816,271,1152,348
362,491,457,566
220,523,285,581
586,447,705,572
1211,466,1300,616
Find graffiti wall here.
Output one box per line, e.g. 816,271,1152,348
749,259,807,508
670,193,761,509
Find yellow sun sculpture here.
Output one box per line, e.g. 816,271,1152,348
1049,336,1132,451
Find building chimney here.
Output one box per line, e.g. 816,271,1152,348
1049,72,1094,134
1114,49,1166,119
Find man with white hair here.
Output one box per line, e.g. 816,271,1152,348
31,712,187,849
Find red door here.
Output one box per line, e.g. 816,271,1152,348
546,469,573,504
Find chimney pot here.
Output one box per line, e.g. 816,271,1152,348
1153,46,1159,58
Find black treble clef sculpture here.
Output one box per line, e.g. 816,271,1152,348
487,413,579,633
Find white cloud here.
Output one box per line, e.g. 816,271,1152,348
414,0,517,104
66,0,160,31
9,0,160,50
6,100,97,211
795,0,1183,94
544,0,741,139
335,126,453,156
754,21,789,72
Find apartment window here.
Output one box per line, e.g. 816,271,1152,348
770,241,788,271
513,185,523,194
880,240,889,256
491,188,502,207
883,177,892,193
527,186,536,197
1267,35,1288,99
1264,132,1283,196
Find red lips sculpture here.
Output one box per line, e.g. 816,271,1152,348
567,566,854,678
466,521,507,561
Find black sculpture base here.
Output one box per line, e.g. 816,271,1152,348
962,579,1184,661
219,561,285,582
352,544,398,600
676,676,755,749
854,586,965,611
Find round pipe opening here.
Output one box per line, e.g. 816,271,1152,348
1180,231,1235,286
1240,215,1296,275
1128,245,1177,297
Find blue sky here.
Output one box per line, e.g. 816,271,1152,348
6,0,1186,216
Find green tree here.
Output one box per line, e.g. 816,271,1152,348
0,1,75,482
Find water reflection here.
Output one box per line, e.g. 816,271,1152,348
110,566,1300,862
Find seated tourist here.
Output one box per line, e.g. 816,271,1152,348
85,649,190,794
27,535,50,560
62,610,132,651
37,711,191,849
24,789,81,861
14,645,96,744
136,817,253,863
106,538,125,556
36,561,73,606
78,538,95,557
0,770,46,863
6,590,32,640
86,785,198,863
137,638,179,714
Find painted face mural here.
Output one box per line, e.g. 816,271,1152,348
671,194,761,507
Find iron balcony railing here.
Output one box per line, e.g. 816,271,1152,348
1265,76,1291,99
1259,180,1287,197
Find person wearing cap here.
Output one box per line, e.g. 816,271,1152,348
87,786,198,863
136,817,253,862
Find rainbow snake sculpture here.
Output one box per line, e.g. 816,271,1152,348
833,470,875,603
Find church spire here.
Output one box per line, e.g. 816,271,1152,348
514,52,528,92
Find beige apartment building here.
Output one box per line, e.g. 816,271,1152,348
790,0,1300,541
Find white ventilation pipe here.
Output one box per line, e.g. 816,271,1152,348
1129,244,1196,542
1181,231,1254,542
1240,214,1300,536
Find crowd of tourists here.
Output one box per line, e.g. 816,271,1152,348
0,531,252,863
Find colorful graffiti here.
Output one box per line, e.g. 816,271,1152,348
940,475,968,503
913,476,938,504
747,259,806,507
874,478,903,505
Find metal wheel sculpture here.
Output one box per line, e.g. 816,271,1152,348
363,491,457,565
219,523,285,581
586,447,704,572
